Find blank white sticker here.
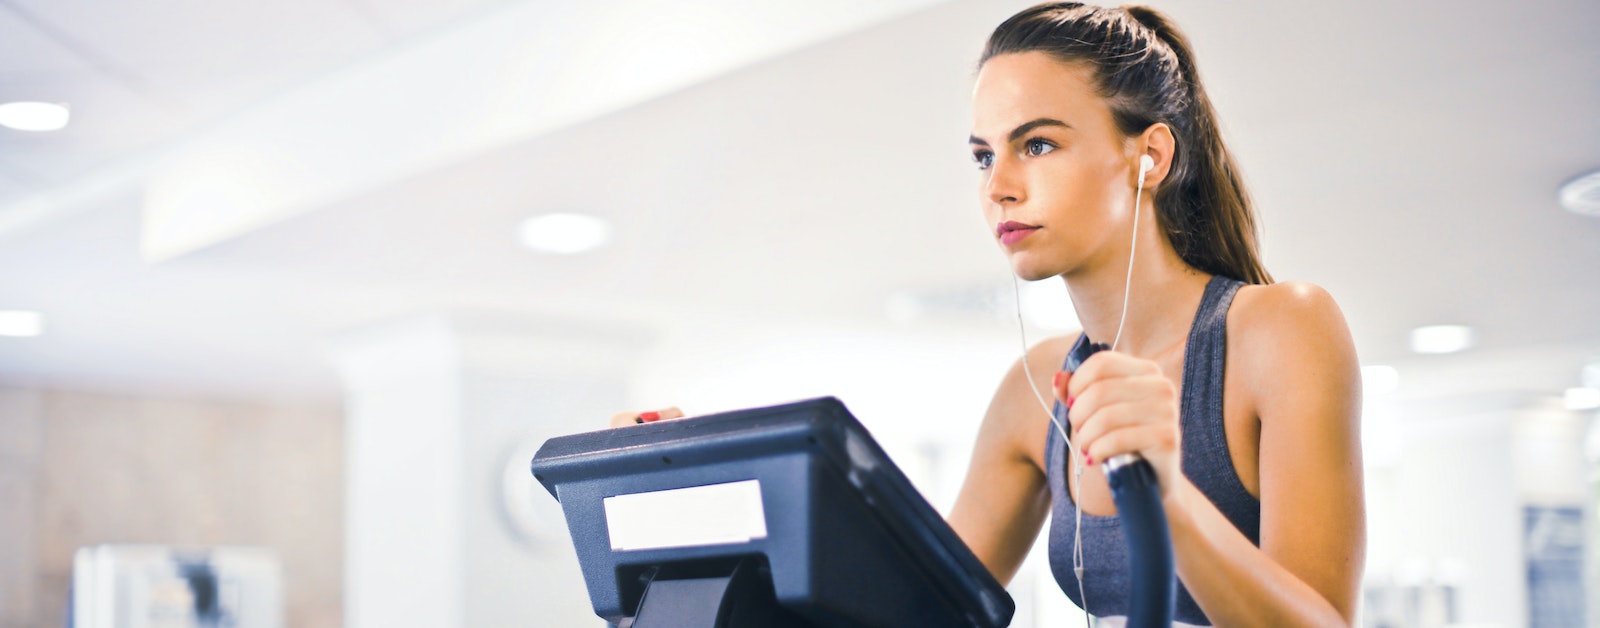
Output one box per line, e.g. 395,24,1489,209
603,479,768,551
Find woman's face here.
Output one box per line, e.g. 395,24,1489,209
970,52,1136,281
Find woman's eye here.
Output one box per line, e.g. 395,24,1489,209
972,150,994,170
1025,138,1056,157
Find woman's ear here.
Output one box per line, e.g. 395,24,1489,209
1138,123,1177,188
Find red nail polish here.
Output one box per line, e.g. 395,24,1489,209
1084,453,1093,466
1053,371,1065,389
639,411,661,422
1067,396,1075,408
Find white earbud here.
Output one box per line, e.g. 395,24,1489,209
1138,154,1154,184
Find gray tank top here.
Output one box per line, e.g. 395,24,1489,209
1045,275,1259,625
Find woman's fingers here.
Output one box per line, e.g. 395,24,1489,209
1064,351,1161,403
654,407,686,421
1081,423,1176,467
1063,351,1178,464
1066,375,1174,432
608,406,687,428
1073,401,1172,459
608,410,638,428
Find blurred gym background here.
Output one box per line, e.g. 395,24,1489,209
1,0,1597,626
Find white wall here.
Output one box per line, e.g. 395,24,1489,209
1362,391,1596,626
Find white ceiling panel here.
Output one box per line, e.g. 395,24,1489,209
342,0,520,42
6,0,387,114
0,168,33,207
0,6,96,78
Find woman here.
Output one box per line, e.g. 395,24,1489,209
949,3,1365,625
617,3,1366,625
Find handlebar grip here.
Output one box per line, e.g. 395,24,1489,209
1104,453,1175,628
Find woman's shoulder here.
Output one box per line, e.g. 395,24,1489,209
1227,279,1360,411
989,332,1082,415
980,332,1082,470
1229,279,1350,342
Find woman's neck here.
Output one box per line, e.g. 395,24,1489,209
1063,230,1210,359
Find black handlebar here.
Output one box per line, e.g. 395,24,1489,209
1104,454,1175,627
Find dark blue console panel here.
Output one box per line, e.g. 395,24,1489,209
531,397,1013,627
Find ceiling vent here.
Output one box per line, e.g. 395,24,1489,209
1560,170,1600,216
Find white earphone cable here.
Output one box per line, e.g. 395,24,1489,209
1010,155,1147,627
1110,159,1148,352
1011,274,1091,628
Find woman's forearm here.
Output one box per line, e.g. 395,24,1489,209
1164,478,1351,627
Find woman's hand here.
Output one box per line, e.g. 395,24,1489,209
607,406,685,429
1055,351,1182,498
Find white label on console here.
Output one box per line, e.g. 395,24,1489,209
603,479,768,551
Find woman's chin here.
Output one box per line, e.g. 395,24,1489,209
1000,245,1068,280
1009,261,1062,282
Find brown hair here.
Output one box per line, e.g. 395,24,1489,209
980,3,1272,284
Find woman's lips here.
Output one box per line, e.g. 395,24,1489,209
997,221,1041,246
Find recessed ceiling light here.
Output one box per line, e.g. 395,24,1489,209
516,213,611,254
1564,387,1600,411
1361,365,1400,396
1560,170,1600,216
1409,324,1475,354
0,310,44,337
0,101,70,132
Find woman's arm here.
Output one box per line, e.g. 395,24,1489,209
1066,281,1364,625
947,335,1074,586
1166,281,1366,626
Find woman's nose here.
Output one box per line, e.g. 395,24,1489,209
985,158,1022,206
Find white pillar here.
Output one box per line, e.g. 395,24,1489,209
335,317,464,628
333,315,643,628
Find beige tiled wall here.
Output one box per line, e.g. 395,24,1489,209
0,386,343,627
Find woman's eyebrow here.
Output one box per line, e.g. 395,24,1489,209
969,118,1073,147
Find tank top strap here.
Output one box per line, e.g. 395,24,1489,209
1177,275,1260,544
